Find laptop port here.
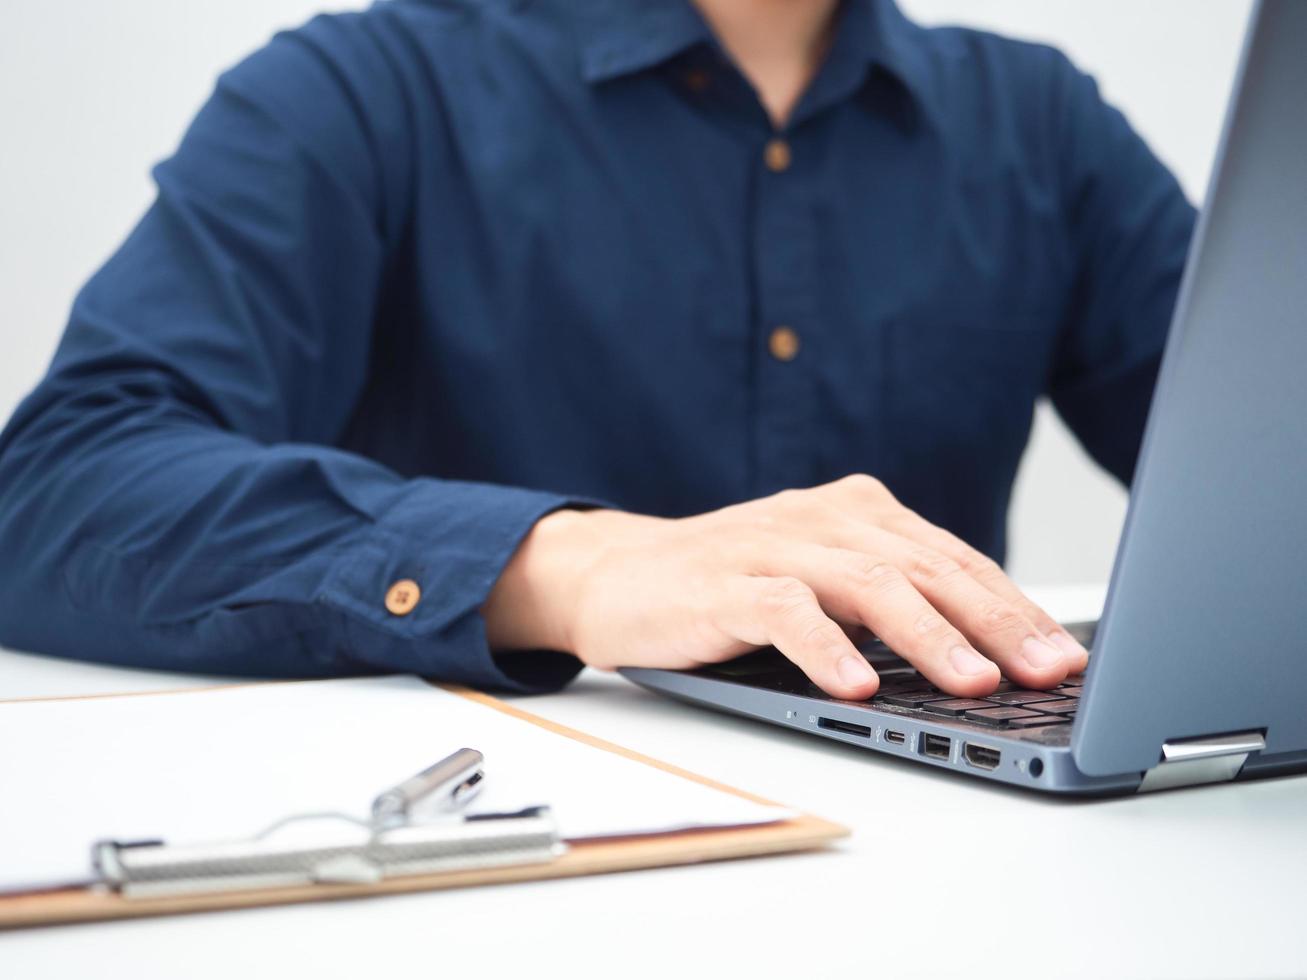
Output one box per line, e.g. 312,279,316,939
921,733,952,760
884,729,906,746
817,717,871,739
963,743,1001,771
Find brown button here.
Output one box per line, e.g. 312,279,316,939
763,138,792,173
384,579,422,616
768,325,800,362
683,68,711,93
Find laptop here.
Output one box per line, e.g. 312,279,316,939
620,0,1307,795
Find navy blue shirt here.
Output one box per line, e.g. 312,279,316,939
0,0,1194,691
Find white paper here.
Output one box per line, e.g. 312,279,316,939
0,676,791,891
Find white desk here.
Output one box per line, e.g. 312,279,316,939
3,585,1305,980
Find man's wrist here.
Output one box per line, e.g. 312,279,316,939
482,507,611,653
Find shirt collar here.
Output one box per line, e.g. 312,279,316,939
577,0,712,84
578,0,935,119
821,0,937,128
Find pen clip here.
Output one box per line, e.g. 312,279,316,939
370,748,486,828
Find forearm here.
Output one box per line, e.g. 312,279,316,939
0,379,583,689
0,21,597,688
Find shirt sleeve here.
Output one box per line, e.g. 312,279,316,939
0,16,588,692
1046,52,1198,484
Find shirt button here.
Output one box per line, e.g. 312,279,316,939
384,579,422,616
768,325,801,362
683,68,711,93
763,138,792,173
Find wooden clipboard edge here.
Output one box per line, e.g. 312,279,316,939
444,683,792,808
0,812,844,930
0,678,848,930
0,681,258,705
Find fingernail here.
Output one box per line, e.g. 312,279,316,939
948,645,992,676
836,655,876,688
1050,630,1089,660
1021,635,1065,669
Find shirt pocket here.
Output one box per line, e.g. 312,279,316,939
887,317,1056,477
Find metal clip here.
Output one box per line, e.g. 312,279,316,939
1137,730,1265,792
93,806,565,898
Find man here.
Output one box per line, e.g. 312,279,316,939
0,0,1193,701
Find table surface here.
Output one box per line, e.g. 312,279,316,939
3,584,1304,980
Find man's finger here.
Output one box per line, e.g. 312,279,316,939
817,476,1084,672
725,575,881,700
885,540,1070,688
891,513,1090,672
763,549,1002,697
806,524,1070,688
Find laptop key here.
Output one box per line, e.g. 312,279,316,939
875,679,925,695
922,698,996,717
1033,700,1078,715
1060,687,1083,698
1008,715,1071,728
984,690,1065,706
963,706,1045,726
877,691,951,708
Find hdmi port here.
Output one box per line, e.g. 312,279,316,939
964,743,1002,770
817,717,871,739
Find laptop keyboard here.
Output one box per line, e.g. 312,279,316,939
869,675,1081,735
695,622,1096,745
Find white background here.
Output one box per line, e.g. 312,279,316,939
0,0,1252,584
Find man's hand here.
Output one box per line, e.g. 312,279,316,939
483,475,1088,699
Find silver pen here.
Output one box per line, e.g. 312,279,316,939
370,747,485,826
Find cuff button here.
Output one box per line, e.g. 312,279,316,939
384,579,422,616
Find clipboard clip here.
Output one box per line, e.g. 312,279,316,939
92,749,565,899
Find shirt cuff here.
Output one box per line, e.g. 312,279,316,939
319,477,603,693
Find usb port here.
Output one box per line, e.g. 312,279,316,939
921,733,952,760
884,730,906,746
964,743,1002,770
817,717,871,739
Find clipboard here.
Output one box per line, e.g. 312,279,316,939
0,683,847,930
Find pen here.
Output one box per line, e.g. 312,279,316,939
371,747,485,826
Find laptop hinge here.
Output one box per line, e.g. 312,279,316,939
1137,731,1266,793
